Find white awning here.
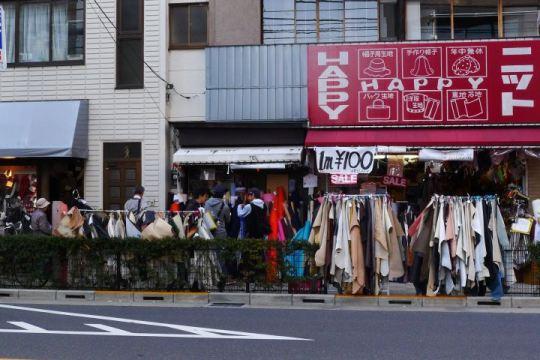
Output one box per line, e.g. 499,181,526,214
173,146,303,165
230,163,288,170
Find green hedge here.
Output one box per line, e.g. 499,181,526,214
0,236,319,291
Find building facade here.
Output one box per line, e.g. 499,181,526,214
167,0,540,204
0,0,168,210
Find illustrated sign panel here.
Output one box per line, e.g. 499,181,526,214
308,40,540,127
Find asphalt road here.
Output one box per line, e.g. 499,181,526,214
0,304,539,360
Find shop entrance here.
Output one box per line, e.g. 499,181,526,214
103,143,141,210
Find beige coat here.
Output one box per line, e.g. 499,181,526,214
350,202,365,294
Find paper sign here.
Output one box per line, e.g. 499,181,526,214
315,147,376,175
303,174,318,188
419,148,474,161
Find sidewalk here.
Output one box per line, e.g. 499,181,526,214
2,288,540,311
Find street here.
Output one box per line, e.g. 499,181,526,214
0,303,539,359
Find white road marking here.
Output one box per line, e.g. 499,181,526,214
0,304,310,341
85,324,132,335
7,321,47,333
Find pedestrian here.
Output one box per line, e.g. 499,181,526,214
185,187,209,212
204,184,231,239
124,185,148,217
244,188,270,239
31,198,52,235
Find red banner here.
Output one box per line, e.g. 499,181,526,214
308,40,540,127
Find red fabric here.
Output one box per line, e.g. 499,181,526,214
305,127,540,147
267,186,287,282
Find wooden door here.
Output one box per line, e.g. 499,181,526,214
104,160,141,211
103,142,142,211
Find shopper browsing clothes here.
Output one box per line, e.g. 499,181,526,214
185,187,209,212
204,184,231,239
124,186,148,216
242,188,270,239
31,198,52,235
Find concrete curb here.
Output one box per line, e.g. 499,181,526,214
3,289,540,309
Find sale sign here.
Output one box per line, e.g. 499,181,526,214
308,40,540,127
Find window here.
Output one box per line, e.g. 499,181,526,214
503,0,540,37
263,0,379,44
0,0,84,65
406,0,540,40
379,0,400,40
453,0,498,39
169,3,208,49
116,0,144,89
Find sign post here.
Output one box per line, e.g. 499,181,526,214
0,5,6,71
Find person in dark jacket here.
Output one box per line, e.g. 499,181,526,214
185,187,209,212
244,188,270,239
31,198,52,235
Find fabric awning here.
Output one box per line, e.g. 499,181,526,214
0,100,89,158
305,128,540,148
173,146,303,164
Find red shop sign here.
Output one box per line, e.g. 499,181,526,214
308,40,540,127
382,175,407,188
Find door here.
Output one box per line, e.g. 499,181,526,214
103,143,141,210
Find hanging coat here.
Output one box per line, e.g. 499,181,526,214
350,201,365,294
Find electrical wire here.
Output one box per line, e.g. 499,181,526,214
91,0,199,100
87,0,168,121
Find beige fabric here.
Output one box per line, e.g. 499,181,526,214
350,201,365,294
314,201,331,267
53,207,85,238
388,205,405,279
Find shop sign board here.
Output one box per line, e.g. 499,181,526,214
0,5,6,71
315,147,375,175
308,40,540,127
330,174,358,186
382,175,407,188
419,148,474,161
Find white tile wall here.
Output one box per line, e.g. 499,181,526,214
0,0,167,209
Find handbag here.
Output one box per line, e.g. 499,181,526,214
366,99,391,120
203,211,217,232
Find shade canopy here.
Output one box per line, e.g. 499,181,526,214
173,146,303,164
305,128,540,148
0,100,89,158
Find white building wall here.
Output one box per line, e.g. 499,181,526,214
0,0,167,209
168,49,206,123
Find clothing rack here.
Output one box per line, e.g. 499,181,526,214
324,193,389,201
76,209,199,215
431,194,499,202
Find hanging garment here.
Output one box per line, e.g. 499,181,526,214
115,213,127,239
107,215,117,238
374,198,389,278
387,202,405,279
172,213,186,239
126,212,142,238
350,201,365,294
333,200,352,283
472,201,489,281
314,200,331,267
54,207,85,238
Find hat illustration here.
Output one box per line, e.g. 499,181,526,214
410,55,434,77
363,58,391,78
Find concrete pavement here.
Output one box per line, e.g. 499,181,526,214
1,303,540,359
